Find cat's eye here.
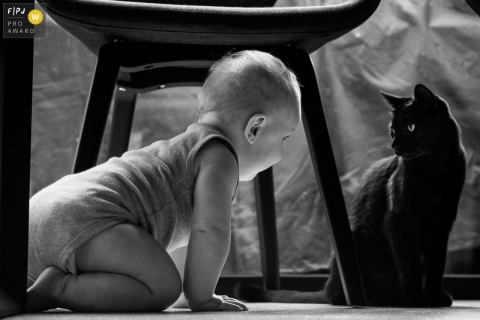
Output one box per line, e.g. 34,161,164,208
390,128,395,138
408,124,415,132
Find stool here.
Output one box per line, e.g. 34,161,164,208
0,0,381,314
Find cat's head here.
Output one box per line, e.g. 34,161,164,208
381,84,449,159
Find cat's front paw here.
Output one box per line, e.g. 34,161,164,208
403,292,429,308
427,291,452,307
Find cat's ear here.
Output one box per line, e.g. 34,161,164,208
380,91,410,109
414,84,436,107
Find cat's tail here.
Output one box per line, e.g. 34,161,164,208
233,282,329,304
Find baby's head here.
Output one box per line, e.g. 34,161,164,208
198,50,302,181
197,50,301,124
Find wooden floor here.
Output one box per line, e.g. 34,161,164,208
4,301,480,320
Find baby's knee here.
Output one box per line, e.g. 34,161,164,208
162,280,182,310
150,268,182,311
163,274,182,308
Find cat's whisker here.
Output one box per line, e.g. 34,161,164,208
347,146,394,158
362,150,384,155
370,103,392,121
371,103,390,113
417,150,450,172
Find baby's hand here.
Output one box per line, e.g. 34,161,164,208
189,294,248,312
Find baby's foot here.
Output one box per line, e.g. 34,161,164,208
24,266,66,313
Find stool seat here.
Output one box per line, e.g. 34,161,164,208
38,0,380,54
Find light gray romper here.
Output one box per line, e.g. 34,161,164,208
28,123,238,281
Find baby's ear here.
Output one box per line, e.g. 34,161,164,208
244,114,266,144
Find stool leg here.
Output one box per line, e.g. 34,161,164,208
0,37,33,315
254,167,281,290
73,43,120,173
281,48,367,306
107,88,137,159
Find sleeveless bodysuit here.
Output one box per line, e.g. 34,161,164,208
28,123,238,280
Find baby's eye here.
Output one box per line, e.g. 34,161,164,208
407,124,415,132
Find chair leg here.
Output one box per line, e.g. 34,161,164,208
107,88,137,159
254,167,281,290
73,43,120,173
278,48,367,306
0,37,33,316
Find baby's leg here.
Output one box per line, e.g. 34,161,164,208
25,223,182,312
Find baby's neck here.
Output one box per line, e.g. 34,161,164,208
198,112,247,161
198,113,236,141
198,112,223,128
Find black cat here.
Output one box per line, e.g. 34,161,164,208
235,84,466,307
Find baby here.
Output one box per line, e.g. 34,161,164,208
25,50,301,313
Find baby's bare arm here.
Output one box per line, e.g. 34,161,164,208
183,140,246,311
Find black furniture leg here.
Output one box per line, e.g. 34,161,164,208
0,37,33,316
283,48,367,306
254,167,281,290
73,43,120,173
107,88,137,158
